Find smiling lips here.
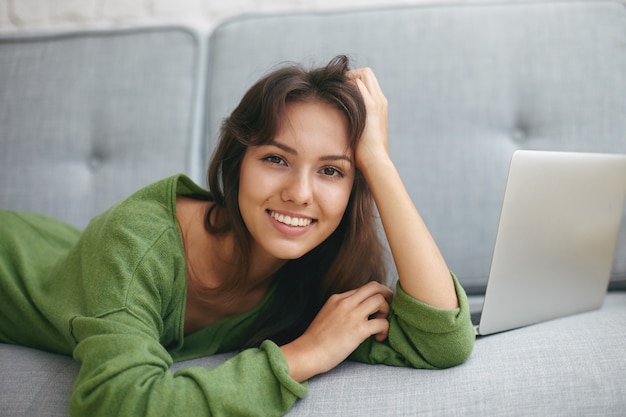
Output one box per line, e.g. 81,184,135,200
268,210,314,227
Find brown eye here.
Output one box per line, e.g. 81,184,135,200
263,155,286,166
321,166,344,178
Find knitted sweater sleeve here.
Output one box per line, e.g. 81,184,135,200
348,274,475,369
66,214,307,417
70,312,306,417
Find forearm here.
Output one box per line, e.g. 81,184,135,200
280,337,321,383
70,315,307,417
349,275,475,369
360,156,458,310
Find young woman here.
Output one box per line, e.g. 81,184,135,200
0,55,474,417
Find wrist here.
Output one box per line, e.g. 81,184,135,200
279,336,321,383
356,142,389,169
358,153,396,185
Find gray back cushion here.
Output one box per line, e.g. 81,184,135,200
206,0,626,289
0,27,206,229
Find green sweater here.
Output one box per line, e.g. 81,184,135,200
0,174,475,417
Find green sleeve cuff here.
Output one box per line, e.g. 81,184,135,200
261,340,309,399
393,272,471,334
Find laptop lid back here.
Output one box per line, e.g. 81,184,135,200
478,150,626,335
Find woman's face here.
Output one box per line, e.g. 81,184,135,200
238,100,355,261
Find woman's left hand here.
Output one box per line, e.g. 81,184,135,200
348,67,390,171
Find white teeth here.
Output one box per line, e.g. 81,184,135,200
270,211,312,227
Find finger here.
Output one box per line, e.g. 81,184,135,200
340,283,390,311
351,77,371,104
348,67,384,98
330,282,393,309
359,292,391,319
358,281,394,304
329,288,359,301
354,77,388,123
347,67,375,82
374,330,388,343
368,317,390,342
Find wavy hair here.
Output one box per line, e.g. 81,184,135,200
204,55,388,347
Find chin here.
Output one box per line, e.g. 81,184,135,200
274,248,310,261
267,241,318,261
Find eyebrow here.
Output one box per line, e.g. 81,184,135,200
267,140,353,164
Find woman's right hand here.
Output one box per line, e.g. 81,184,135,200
279,281,393,382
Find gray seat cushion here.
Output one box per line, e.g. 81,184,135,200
1,293,624,416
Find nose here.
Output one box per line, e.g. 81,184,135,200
281,170,313,206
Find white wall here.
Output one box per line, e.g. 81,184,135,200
0,0,455,33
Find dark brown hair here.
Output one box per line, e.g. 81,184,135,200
205,55,388,346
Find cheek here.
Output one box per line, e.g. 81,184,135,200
238,167,259,215
239,159,272,202
318,181,354,219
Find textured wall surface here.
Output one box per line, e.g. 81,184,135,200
0,0,454,33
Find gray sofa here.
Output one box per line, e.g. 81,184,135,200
1,0,625,415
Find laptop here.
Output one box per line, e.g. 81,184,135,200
472,150,626,336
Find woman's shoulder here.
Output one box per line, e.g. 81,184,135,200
126,174,210,206
82,173,210,267
86,174,209,239
54,176,199,317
